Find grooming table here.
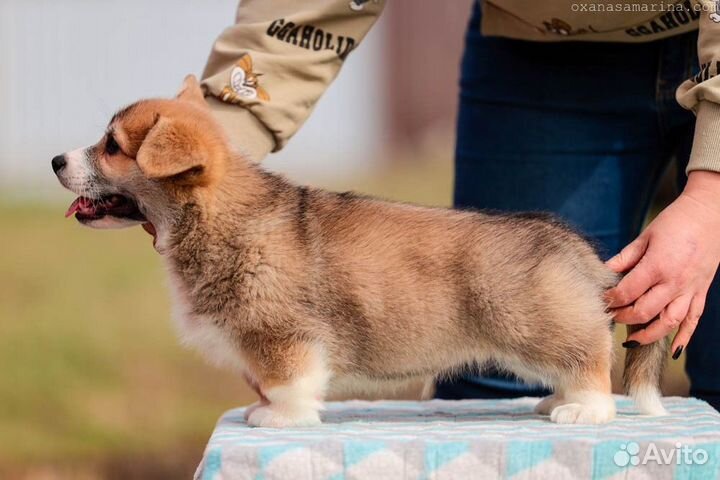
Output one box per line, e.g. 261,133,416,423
195,397,720,479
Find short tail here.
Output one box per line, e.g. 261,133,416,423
623,324,669,416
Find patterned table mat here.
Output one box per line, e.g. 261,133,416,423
196,396,720,480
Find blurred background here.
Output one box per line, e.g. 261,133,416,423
0,0,688,478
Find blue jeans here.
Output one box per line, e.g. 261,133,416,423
435,3,720,411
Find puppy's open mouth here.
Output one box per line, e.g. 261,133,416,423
65,194,146,222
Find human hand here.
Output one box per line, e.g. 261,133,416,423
605,171,720,357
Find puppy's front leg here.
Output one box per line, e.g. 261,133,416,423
244,340,329,428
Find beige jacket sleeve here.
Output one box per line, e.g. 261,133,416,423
676,0,720,173
201,0,384,162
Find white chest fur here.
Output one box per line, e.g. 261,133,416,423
167,272,248,372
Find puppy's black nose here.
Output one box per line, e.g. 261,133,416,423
51,155,66,174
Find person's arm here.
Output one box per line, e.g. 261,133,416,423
606,2,720,356
677,1,720,173
201,0,384,162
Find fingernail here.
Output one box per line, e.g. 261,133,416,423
622,340,641,349
672,345,684,360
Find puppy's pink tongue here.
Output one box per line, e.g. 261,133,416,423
65,197,92,218
65,198,82,218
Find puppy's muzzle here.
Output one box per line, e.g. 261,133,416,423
51,151,148,227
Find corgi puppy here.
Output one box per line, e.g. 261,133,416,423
51,76,668,427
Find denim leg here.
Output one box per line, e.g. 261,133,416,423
687,271,720,411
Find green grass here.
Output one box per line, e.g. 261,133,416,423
0,201,254,468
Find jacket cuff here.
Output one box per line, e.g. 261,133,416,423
688,101,720,174
205,96,274,163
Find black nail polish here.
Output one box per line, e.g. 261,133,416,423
672,346,684,360
622,340,641,349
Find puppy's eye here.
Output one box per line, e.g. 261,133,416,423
106,134,120,155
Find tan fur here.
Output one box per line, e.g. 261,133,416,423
54,76,668,426
623,324,669,415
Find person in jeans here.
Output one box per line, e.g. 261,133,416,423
199,0,720,410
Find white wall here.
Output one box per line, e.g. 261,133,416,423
0,0,385,197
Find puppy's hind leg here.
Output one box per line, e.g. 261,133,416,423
245,342,330,428
549,364,616,425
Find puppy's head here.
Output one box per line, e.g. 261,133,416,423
52,75,229,235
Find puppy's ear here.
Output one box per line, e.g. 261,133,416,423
137,116,207,180
176,74,207,107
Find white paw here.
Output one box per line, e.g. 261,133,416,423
534,394,567,415
246,405,321,428
550,402,615,425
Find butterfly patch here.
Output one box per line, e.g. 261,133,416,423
221,54,270,103
711,0,720,22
